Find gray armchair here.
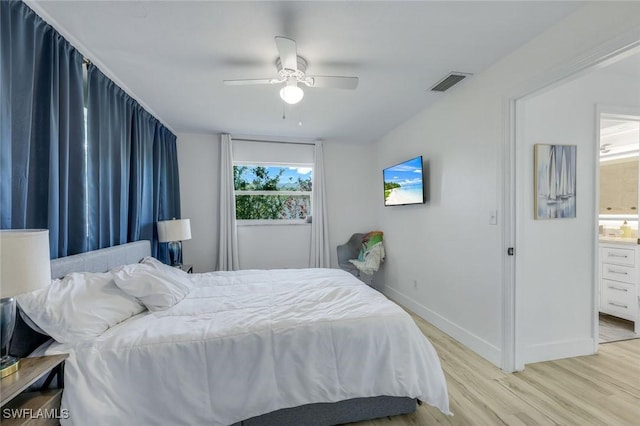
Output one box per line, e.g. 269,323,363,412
337,233,365,277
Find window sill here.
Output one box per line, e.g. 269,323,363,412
237,220,311,227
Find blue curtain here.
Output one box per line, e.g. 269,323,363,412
86,64,134,250
87,65,180,263
2,1,180,262
152,122,181,261
128,107,156,244
0,0,87,258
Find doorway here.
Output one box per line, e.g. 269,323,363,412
508,43,640,371
597,111,640,343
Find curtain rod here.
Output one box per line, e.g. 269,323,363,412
232,136,321,146
23,0,176,136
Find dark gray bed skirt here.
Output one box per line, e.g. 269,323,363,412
233,396,417,426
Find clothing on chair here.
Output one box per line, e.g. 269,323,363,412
349,231,385,275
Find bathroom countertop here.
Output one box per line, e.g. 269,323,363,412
599,236,639,245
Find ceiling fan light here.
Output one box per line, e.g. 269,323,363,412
280,84,304,104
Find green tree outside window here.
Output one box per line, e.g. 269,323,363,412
234,165,312,220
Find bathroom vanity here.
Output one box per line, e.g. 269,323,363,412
599,239,640,334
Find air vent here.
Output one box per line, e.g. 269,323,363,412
429,72,472,92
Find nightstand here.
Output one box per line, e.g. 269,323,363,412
1,354,68,425
177,264,193,273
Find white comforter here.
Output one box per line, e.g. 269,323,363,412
48,268,450,425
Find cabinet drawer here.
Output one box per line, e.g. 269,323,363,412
602,263,637,284
601,246,635,267
601,279,637,321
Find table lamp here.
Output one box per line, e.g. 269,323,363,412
157,218,191,266
0,229,51,378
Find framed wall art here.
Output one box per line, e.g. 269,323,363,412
534,144,576,219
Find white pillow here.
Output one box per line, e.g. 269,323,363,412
140,256,189,280
16,272,145,344
112,262,192,312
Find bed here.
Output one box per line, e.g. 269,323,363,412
14,241,450,425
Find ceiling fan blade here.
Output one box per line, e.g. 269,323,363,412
275,36,298,71
223,78,282,86
305,76,359,90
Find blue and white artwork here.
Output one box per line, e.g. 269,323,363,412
534,144,576,219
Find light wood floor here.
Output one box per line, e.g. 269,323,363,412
349,309,640,426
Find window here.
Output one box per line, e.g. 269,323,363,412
234,164,312,222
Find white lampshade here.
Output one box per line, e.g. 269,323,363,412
0,230,52,298
157,219,191,243
280,81,304,105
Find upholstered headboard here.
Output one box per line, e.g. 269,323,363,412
11,241,152,358
50,240,151,278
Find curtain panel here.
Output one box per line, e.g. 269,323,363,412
87,65,180,263
216,134,239,271
1,0,180,262
128,107,156,245
152,122,181,261
309,141,330,268
86,64,134,250
0,0,86,258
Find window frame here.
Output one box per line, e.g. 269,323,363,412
233,161,313,225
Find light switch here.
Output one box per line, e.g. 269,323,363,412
489,210,498,225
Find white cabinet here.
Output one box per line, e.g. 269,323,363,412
599,243,639,333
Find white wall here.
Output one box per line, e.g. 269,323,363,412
374,82,503,365
516,58,640,365
324,142,379,269
237,224,311,269
176,3,640,367
372,2,640,367
232,139,315,269
238,141,379,271
177,134,378,273
176,133,220,273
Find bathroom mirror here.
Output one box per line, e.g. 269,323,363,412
599,113,640,216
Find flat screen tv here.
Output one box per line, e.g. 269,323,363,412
383,155,425,206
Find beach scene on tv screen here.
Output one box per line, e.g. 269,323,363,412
384,157,424,205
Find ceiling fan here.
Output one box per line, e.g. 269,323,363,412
223,36,359,105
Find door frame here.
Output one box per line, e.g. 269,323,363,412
596,106,640,348
501,34,640,372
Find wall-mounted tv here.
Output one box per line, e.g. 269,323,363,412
383,155,425,206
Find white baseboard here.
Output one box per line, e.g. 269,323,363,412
384,286,502,368
523,338,596,365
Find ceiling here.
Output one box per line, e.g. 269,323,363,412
27,1,585,144
600,117,640,159
597,51,640,160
